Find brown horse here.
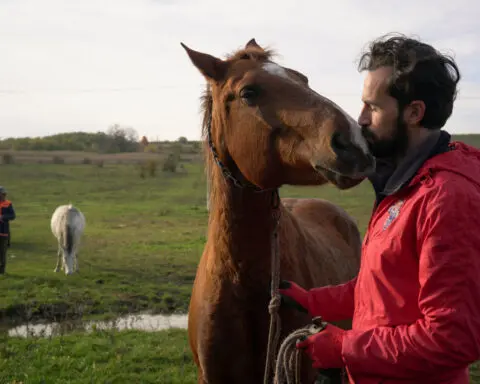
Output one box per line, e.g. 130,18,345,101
181,39,375,384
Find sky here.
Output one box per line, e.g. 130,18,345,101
0,0,479,141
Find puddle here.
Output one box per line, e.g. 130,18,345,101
6,313,188,338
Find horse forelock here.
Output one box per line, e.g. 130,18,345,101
225,46,276,62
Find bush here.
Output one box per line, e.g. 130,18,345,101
138,160,158,178
52,155,65,164
144,144,159,153
1,153,14,164
147,160,157,177
162,154,178,173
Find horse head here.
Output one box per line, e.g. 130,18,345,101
181,38,375,191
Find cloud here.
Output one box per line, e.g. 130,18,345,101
0,0,478,140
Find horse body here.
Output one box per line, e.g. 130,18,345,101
190,192,361,383
182,39,374,383
51,204,85,275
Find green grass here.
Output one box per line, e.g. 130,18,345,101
0,162,377,325
0,155,479,382
0,162,211,324
473,362,480,384
0,328,478,383
0,328,196,383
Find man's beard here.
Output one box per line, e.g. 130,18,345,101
361,114,409,159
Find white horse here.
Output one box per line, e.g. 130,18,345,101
50,204,86,275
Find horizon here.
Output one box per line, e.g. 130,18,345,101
1,0,479,141
2,129,480,144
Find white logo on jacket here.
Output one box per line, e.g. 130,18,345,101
383,199,405,230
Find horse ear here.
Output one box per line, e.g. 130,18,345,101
180,42,228,82
245,38,262,50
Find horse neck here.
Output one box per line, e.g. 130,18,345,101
206,163,278,278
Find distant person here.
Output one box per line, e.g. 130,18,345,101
279,33,480,383
0,186,16,274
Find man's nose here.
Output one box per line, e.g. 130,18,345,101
357,113,369,127
357,106,370,126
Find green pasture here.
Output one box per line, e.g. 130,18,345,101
0,161,376,324
0,151,478,382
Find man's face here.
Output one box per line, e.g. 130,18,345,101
358,66,408,159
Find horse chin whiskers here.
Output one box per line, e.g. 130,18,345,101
312,163,369,181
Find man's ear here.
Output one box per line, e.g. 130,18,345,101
181,42,228,82
404,100,426,125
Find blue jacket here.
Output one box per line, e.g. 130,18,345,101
0,200,15,242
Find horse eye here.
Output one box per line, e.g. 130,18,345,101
239,86,259,106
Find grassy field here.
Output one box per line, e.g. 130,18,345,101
0,145,479,382
1,328,478,383
0,162,210,324
0,161,378,325
0,329,196,383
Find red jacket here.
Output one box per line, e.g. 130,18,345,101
307,140,480,383
0,199,15,241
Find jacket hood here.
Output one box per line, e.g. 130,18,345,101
410,140,480,189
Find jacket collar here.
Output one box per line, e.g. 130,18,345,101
369,130,451,204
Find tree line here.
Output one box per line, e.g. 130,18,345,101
0,125,140,153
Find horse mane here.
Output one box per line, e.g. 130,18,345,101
200,46,277,210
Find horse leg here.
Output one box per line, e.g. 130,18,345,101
54,245,62,273
193,357,205,384
75,252,80,273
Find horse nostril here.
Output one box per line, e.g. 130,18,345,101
331,132,350,154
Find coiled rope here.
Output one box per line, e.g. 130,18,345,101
273,318,327,384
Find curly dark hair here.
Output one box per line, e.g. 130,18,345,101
357,33,461,129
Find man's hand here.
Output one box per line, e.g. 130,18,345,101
278,280,309,313
296,323,345,369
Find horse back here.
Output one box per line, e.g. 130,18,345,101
51,204,85,240
279,197,361,291
281,197,361,251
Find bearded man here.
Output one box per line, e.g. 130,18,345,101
279,33,480,384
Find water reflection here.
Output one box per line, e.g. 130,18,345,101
6,313,188,338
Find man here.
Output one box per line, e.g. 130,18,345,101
279,33,480,383
0,186,16,274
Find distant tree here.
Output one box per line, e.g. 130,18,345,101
178,136,188,144
105,124,140,153
0,125,141,153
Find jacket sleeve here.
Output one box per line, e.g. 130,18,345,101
307,277,357,322
341,183,480,378
2,203,15,221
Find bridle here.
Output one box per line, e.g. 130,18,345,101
205,110,279,195
205,107,283,383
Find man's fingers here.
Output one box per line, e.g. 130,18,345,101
280,295,308,313
296,335,310,349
